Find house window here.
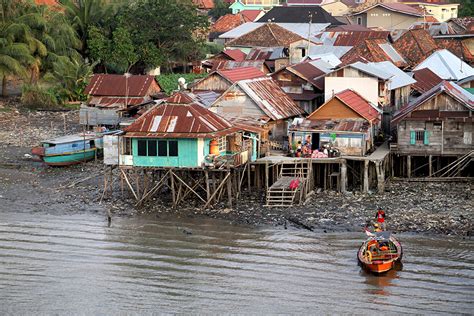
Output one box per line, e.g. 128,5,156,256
217,136,226,152
433,121,442,131
138,140,147,156
169,141,178,157
357,17,362,25
410,130,429,145
301,48,306,57
158,140,167,156
148,140,157,156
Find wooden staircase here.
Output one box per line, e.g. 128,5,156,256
264,159,312,207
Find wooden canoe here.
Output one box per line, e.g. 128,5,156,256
358,232,402,274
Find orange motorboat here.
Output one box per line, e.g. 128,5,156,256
358,231,402,274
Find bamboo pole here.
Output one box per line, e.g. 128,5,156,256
203,172,231,209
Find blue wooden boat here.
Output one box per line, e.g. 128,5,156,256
32,133,103,166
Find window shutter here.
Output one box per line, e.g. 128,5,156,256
410,131,416,145
424,130,430,145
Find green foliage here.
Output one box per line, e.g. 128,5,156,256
457,0,474,17
208,0,231,20
203,42,224,55
43,55,96,102
21,83,59,109
157,73,206,95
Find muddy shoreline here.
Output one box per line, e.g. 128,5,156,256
0,108,472,237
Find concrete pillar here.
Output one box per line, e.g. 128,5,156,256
340,159,347,193
407,155,412,178
363,160,369,193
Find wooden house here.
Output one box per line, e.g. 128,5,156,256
117,102,259,168
191,67,266,93
80,74,162,126
391,81,473,158
271,59,332,113
210,77,305,149
289,89,381,156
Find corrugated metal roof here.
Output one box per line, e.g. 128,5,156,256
89,97,146,108
367,61,416,90
285,60,329,90
308,46,352,59
413,49,474,81
211,60,269,72
237,77,305,120
340,39,407,68
290,119,370,133
349,62,392,80
222,49,247,61
218,67,266,83
412,68,444,93
124,102,237,138
392,29,438,68
378,43,406,64
335,90,380,122
85,74,159,97
392,80,474,124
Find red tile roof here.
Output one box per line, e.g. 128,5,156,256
412,68,443,94
222,49,246,61
333,31,390,47
218,67,266,82
84,74,161,97
124,102,237,138
392,29,438,68
226,23,304,47
240,10,263,21
211,13,250,33
335,89,380,122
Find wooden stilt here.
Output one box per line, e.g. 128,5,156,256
227,170,233,208
407,155,412,178
247,162,251,191
121,169,138,200
340,159,347,193
363,160,369,193
203,172,231,209
428,155,433,177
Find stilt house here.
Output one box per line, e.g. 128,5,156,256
117,102,259,168
289,89,382,156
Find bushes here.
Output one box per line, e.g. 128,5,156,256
157,73,206,95
21,84,59,109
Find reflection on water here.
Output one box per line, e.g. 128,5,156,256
0,211,473,314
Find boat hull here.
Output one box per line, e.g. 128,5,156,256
358,235,402,274
42,149,97,166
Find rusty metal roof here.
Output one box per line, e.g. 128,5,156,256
412,68,443,93
392,81,474,124
290,118,370,133
85,74,160,97
286,60,329,90
211,60,270,73
89,96,146,108
341,39,407,68
435,38,474,64
226,23,304,47
392,29,438,68
236,77,306,120
124,102,239,138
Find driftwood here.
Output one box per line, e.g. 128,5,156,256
287,216,314,231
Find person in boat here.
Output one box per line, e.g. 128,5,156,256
375,207,386,231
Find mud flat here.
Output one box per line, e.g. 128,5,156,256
0,108,472,236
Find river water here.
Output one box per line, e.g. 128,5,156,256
0,211,472,314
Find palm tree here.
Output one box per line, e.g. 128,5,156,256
60,0,117,56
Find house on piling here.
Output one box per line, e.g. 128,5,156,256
210,76,305,151
391,80,473,177
117,101,260,168
80,74,162,127
289,89,382,156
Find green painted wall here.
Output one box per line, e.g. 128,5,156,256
132,138,199,167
